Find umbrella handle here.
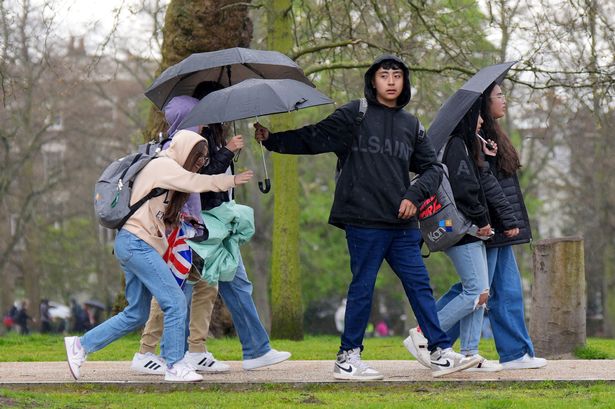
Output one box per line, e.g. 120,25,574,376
258,141,270,194
258,178,271,193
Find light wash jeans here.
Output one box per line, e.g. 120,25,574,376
218,253,271,360
437,240,489,356
435,245,536,363
81,230,187,366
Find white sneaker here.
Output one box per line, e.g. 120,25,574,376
64,336,86,380
465,354,503,372
164,360,203,382
333,348,384,381
430,347,481,378
130,352,165,375
403,327,431,368
501,353,547,370
183,351,230,373
242,349,291,370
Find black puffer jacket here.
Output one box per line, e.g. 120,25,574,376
441,135,489,246
485,156,531,247
199,129,235,210
262,55,442,229
479,156,519,232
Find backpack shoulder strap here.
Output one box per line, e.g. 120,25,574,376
336,99,368,178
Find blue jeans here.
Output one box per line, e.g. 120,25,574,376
436,245,535,363
342,226,450,352
81,230,187,366
219,253,271,360
437,241,489,356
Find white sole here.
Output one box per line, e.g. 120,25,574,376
432,356,482,378
403,336,431,368
64,337,80,380
501,362,547,370
333,372,384,381
130,366,165,375
243,352,291,370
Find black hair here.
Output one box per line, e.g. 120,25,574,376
452,98,483,165
192,81,225,100
376,59,403,72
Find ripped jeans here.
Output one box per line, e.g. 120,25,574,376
436,240,489,356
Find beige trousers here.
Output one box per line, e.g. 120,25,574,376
139,266,218,354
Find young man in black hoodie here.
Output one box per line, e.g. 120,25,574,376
254,55,479,380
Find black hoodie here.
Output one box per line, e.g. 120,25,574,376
262,55,442,229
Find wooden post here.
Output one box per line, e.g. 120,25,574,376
530,237,586,357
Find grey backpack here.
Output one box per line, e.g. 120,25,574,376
94,151,167,229
416,140,476,252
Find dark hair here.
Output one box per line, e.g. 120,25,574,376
452,98,483,165
481,83,520,176
378,60,403,71
192,81,225,100
202,123,227,150
163,140,208,226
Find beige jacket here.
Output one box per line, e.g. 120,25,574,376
123,130,235,255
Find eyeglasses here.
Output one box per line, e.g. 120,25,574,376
195,154,210,168
490,93,506,101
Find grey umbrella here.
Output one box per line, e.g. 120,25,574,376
145,47,314,109
179,78,334,193
428,61,518,153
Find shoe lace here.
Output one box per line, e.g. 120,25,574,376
171,362,193,376
347,349,369,371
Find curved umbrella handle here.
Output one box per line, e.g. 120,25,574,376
258,178,271,194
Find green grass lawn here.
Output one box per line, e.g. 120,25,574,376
2,383,615,408
1,332,614,362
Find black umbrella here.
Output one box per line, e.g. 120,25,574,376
145,47,314,109
427,61,518,153
179,78,334,193
84,300,105,310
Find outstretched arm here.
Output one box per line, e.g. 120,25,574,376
254,102,357,155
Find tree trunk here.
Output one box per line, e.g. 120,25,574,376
143,0,253,141
529,237,586,357
266,0,304,340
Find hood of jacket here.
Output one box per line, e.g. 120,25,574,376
158,129,204,168
364,54,411,109
163,95,200,137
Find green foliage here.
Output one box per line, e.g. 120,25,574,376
28,216,118,305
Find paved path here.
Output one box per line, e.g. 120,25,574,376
2,360,615,386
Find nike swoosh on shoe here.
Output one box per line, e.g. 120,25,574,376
335,363,353,373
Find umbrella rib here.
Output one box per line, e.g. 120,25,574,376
243,63,267,79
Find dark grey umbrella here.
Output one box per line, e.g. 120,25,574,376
179,78,333,127
428,61,518,153
179,78,334,193
145,47,314,109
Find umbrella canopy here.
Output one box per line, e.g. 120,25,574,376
84,300,106,310
178,78,334,128
428,61,517,153
145,47,314,109
48,302,71,320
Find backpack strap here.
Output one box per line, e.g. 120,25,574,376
336,98,368,179
117,187,167,230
